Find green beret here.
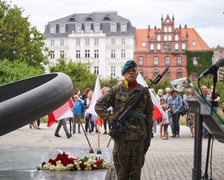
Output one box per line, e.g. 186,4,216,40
122,60,137,75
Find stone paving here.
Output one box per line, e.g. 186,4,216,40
0,123,224,179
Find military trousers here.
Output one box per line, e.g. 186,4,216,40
113,139,145,180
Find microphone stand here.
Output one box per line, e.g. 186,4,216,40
203,72,217,180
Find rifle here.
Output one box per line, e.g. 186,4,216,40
109,66,169,142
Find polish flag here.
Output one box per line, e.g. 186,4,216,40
47,98,74,127
96,116,103,127
136,74,165,122
85,75,102,126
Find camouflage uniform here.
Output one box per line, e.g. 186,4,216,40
95,82,153,180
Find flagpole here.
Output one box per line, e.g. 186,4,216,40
74,107,94,153
97,117,102,154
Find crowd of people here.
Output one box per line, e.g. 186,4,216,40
28,59,222,180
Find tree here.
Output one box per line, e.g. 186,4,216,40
0,59,44,85
0,1,48,67
49,58,97,92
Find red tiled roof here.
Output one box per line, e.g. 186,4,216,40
135,27,210,51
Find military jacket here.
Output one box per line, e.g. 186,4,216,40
95,82,153,140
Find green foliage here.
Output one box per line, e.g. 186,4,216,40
49,58,96,92
100,77,120,89
0,1,48,67
0,59,44,85
186,51,213,78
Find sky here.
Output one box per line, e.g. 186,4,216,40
9,0,224,48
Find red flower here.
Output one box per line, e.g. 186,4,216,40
48,159,56,166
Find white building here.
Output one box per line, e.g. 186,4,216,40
44,11,136,79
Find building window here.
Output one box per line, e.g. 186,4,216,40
111,50,116,58
175,34,178,41
76,50,81,59
111,38,115,45
193,72,198,81
168,43,172,51
164,43,167,51
94,49,99,59
121,23,127,32
153,70,159,79
94,66,99,75
85,23,91,32
164,35,167,41
85,50,90,58
177,56,182,65
85,38,90,46
168,26,172,32
94,38,99,46
49,51,55,59
164,26,167,32
50,39,54,46
142,42,146,47
165,56,170,66
121,49,125,59
166,71,171,79
60,39,64,46
76,24,82,32
177,70,182,79
60,24,66,33
182,43,186,49
94,23,100,32
111,23,116,32
157,44,161,50
150,43,154,50
50,25,56,33
168,35,172,41
153,56,159,66
111,66,116,77
60,50,64,58
175,43,178,50
192,41,196,46
121,66,123,74
139,57,144,66
193,57,198,65
76,39,80,46
121,38,125,45
157,35,161,41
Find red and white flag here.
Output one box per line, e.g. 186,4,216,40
136,73,166,121
47,98,74,127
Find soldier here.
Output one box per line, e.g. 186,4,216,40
95,60,153,180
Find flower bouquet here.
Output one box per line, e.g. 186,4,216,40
37,151,109,171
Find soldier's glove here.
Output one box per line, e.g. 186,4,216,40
144,137,151,154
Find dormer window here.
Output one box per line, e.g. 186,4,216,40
104,16,111,21
121,23,127,32
50,24,56,34
192,41,197,46
60,24,66,33
111,23,117,32
76,24,82,32
85,23,91,32
86,17,93,21
142,42,146,47
69,17,75,22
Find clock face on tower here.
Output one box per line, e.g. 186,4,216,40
166,19,169,23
